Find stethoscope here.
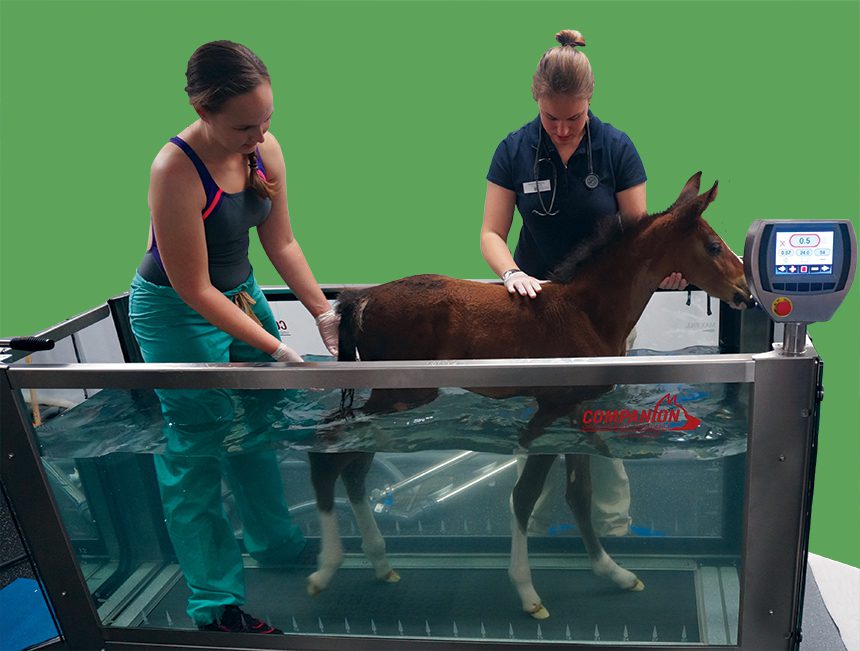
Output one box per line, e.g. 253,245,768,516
532,119,599,216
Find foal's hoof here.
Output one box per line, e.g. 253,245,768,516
628,578,645,592
307,577,324,597
379,569,401,583
527,603,550,620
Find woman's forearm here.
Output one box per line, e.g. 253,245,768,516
265,240,330,317
481,231,518,278
178,285,282,355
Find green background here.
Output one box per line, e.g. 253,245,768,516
1,1,857,567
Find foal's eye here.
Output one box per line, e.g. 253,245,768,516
707,242,722,256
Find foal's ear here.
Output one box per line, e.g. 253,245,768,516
670,171,703,209
678,179,719,223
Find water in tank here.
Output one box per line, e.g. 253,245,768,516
13,290,752,645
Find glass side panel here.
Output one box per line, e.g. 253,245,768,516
7,314,125,424
26,358,748,645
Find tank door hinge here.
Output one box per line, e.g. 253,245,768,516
789,626,803,647
815,358,825,404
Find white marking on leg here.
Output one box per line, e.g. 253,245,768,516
307,510,343,595
351,500,399,582
508,514,548,619
592,551,644,591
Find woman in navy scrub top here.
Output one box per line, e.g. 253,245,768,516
481,29,686,296
480,30,685,537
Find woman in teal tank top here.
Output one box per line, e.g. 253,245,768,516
128,40,337,634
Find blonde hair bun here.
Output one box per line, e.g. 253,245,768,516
555,29,586,47
532,28,594,100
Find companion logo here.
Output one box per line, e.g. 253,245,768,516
581,393,702,436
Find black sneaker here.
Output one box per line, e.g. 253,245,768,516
198,606,283,634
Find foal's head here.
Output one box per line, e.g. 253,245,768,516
650,172,752,309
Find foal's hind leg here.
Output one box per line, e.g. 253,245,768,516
341,454,400,584
563,454,644,592
308,388,435,595
509,454,557,620
307,451,356,596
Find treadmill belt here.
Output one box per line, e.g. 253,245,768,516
145,565,701,643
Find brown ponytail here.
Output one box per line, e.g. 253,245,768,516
247,152,278,199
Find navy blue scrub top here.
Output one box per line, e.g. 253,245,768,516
487,112,646,278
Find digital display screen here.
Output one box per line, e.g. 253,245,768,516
774,230,835,275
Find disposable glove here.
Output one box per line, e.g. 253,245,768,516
315,308,340,356
272,342,303,363
503,270,544,298
659,272,688,290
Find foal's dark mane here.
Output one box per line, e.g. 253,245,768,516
547,210,660,284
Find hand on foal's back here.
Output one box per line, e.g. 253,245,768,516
504,271,545,299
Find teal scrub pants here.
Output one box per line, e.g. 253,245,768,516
129,271,305,626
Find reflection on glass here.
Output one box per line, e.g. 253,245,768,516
29,350,746,645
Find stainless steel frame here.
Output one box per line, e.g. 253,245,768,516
0,291,821,651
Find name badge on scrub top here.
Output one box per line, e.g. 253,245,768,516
522,179,551,194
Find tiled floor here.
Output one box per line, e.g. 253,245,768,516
806,553,859,651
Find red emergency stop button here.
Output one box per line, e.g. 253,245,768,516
772,297,793,317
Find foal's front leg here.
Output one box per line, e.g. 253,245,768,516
509,454,557,619
564,454,644,592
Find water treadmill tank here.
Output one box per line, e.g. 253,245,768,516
1,248,845,650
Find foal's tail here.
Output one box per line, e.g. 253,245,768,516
335,288,364,363
335,289,366,418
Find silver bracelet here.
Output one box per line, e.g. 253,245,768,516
501,268,521,281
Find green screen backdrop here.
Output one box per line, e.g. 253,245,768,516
1,0,858,567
